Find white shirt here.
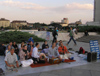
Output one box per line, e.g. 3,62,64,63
32,47,39,58
5,52,17,64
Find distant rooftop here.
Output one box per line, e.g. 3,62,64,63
0,18,9,21
11,20,27,23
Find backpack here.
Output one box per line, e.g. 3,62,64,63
78,47,85,54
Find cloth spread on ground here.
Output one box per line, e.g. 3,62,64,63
30,59,76,68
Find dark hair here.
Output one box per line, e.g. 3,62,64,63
35,43,39,46
23,45,26,48
44,40,47,43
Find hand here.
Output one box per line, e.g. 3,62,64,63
16,63,19,68
8,64,14,67
25,54,26,56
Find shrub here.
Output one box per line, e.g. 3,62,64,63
0,31,45,44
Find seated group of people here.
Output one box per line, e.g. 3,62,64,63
4,40,72,71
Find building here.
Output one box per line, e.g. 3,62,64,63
94,0,100,23
11,20,28,29
60,18,69,27
87,0,100,26
0,18,10,27
75,20,82,25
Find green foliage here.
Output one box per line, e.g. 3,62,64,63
0,31,45,44
77,26,100,32
49,23,62,29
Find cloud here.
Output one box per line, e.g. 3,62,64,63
0,0,46,10
51,3,93,13
0,0,93,13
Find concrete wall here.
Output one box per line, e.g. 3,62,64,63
6,30,98,41
34,31,98,41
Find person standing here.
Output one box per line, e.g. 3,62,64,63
52,27,58,43
66,27,76,45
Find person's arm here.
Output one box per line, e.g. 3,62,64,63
65,46,69,53
16,61,19,68
48,49,53,58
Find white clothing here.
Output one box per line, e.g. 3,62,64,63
32,47,39,58
21,59,33,67
60,53,71,59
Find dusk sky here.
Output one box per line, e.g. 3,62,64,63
0,0,94,24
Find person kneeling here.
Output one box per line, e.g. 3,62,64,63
32,43,46,64
58,43,71,60
5,48,20,71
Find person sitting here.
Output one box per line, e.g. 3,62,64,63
32,43,46,64
5,45,11,56
58,43,71,59
84,30,89,36
48,42,61,60
59,40,62,46
0,43,6,56
5,48,20,71
12,42,19,56
42,41,49,50
22,45,29,60
27,41,34,52
6,41,13,50
19,45,33,67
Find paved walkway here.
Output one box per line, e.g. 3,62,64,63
19,61,100,76
0,41,100,76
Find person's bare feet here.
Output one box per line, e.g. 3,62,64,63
13,69,18,72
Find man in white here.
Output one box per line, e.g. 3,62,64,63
32,43,46,64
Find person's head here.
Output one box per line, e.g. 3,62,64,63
30,41,33,45
52,42,56,48
60,43,64,47
9,42,12,46
23,45,27,50
13,42,16,45
59,40,62,43
8,45,11,50
70,27,72,30
44,41,47,45
54,27,57,30
10,48,15,55
21,42,25,48
59,40,62,46
35,43,40,48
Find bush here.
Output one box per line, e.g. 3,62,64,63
0,31,45,44
77,26,100,32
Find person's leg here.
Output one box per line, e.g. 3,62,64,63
67,37,72,45
72,37,76,45
32,57,38,64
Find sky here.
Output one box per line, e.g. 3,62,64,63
0,0,94,24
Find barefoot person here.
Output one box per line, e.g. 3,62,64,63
66,27,77,45
58,43,71,59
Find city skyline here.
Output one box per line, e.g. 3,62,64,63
0,0,94,24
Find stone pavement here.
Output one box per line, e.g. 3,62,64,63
0,41,100,76
76,35,100,44
19,61,100,76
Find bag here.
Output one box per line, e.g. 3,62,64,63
0,68,4,75
49,58,61,64
78,47,85,54
87,52,97,62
